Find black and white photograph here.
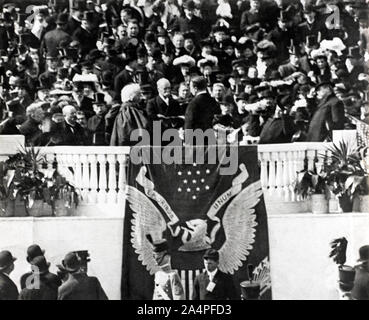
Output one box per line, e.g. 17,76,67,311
0,0,368,304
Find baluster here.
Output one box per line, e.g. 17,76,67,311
259,152,268,194
268,152,277,198
296,150,306,201
275,152,284,199
73,154,83,194
97,154,107,203
286,151,295,202
281,152,290,202
107,154,117,203
80,154,90,202
88,154,98,203
117,154,128,205
63,154,75,186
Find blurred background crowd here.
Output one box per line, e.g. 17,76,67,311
0,0,368,146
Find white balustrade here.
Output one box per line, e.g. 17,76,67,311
23,143,332,213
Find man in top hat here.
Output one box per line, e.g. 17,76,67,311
346,46,367,84
298,4,324,41
306,82,345,141
0,250,18,300
169,1,207,41
87,92,109,145
147,236,185,300
19,255,61,300
184,75,221,133
351,245,369,300
278,44,306,79
72,11,98,56
38,54,59,90
192,249,237,300
41,13,72,58
58,252,108,300
65,1,83,36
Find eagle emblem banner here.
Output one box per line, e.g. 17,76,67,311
121,145,272,300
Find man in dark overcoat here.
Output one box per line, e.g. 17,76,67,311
0,250,18,300
57,252,108,300
306,82,345,142
184,76,220,131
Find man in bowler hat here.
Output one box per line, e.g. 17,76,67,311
0,250,18,300
19,255,61,300
20,244,61,291
351,245,369,300
192,249,238,300
58,252,108,300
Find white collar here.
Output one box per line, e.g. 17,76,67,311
207,268,218,280
196,90,207,96
159,95,170,103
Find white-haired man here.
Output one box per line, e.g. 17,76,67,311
18,102,46,145
61,105,86,145
110,83,150,146
146,78,184,130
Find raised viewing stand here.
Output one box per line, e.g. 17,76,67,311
0,134,367,300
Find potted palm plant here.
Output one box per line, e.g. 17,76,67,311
8,147,53,217
358,147,369,213
1,147,80,217
294,169,330,214
324,141,367,213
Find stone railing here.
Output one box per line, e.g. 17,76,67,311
39,143,331,210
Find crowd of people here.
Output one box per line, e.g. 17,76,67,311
0,245,108,300
0,0,368,146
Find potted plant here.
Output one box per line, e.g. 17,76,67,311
8,147,54,217
329,237,356,292
324,141,367,213
294,169,330,214
0,160,19,217
358,147,369,213
1,147,80,217
51,179,80,217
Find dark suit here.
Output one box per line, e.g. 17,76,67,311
184,92,221,131
192,270,238,300
19,272,61,300
259,115,295,144
147,96,182,119
351,264,369,300
306,94,345,142
113,68,135,102
41,28,72,57
39,70,57,90
60,122,86,146
18,117,41,145
0,272,19,300
58,273,108,300
72,27,98,56
87,115,108,146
